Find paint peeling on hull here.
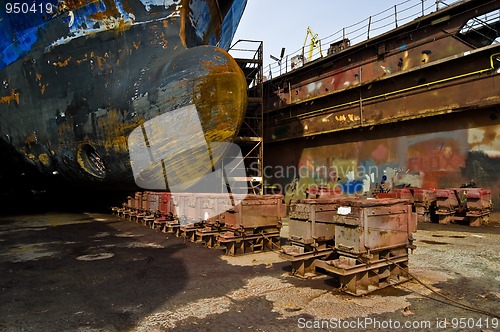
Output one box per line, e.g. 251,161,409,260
0,0,248,190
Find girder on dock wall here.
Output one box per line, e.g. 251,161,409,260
265,46,500,141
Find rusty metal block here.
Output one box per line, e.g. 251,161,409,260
329,198,415,255
412,188,437,222
393,189,414,203
289,219,335,245
128,192,143,221
435,189,459,210
461,188,492,211
433,187,493,226
412,189,437,208
288,199,339,245
223,194,284,230
282,197,415,294
133,192,143,210
118,192,284,237
147,192,161,214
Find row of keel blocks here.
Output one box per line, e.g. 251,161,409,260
376,187,492,226
132,210,281,255
113,192,284,256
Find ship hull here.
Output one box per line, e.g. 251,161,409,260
0,0,248,190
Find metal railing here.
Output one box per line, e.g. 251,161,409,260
229,39,263,89
267,0,462,78
459,8,500,45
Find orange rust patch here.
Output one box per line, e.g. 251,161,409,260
133,42,140,50
179,2,186,47
96,109,145,152
0,89,20,105
200,62,235,75
75,53,95,65
116,18,131,31
25,132,37,144
90,11,106,21
36,74,48,94
53,57,72,67
160,32,168,49
40,83,48,94
96,56,104,68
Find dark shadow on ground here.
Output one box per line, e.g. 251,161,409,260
0,212,271,330
0,214,186,330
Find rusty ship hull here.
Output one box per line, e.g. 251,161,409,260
0,0,248,191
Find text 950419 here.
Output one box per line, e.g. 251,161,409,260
5,2,54,14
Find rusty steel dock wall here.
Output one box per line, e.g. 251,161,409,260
264,107,500,210
261,0,500,210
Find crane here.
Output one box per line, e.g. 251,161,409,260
304,26,323,61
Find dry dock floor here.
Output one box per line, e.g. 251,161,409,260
0,212,499,331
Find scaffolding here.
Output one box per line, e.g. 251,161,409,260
228,40,264,195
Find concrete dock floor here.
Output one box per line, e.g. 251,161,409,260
1,212,499,331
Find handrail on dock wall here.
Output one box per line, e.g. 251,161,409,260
267,0,466,79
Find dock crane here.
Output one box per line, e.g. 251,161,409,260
304,26,323,61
